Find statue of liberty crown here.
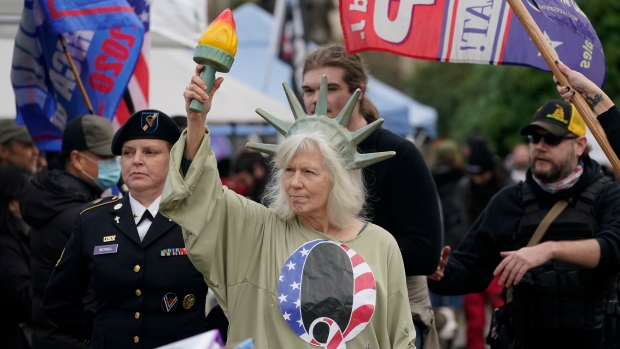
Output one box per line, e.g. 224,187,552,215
246,75,396,169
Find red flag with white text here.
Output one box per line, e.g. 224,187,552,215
339,0,606,87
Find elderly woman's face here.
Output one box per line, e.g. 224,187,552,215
283,145,331,219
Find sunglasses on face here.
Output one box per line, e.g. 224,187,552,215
527,133,577,146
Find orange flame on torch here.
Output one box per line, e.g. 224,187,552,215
198,8,238,57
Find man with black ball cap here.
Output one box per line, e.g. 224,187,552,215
44,110,209,349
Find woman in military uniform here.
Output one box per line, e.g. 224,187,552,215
43,110,209,348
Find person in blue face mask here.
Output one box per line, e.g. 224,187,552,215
77,153,120,190
20,114,118,349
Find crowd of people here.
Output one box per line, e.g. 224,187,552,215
1,43,620,349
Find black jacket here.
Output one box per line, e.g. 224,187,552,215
358,127,442,275
0,217,32,349
432,165,465,249
43,195,209,349
20,168,102,349
428,157,620,348
455,164,513,236
599,105,620,158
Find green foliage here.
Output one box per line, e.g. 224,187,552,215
408,62,554,155
406,0,620,157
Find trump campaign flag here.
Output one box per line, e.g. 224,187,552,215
340,0,606,87
114,0,150,128
11,0,144,152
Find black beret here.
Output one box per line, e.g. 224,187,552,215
111,109,181,155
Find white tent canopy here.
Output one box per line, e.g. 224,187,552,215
149,47,294,124
0,38,15,119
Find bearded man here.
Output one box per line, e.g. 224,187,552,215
428,100,620,349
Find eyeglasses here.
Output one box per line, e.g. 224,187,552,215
527,133,577,146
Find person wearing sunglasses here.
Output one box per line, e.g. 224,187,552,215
428,99,620,349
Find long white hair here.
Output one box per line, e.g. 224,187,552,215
263,131,367,228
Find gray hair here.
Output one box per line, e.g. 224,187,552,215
263,131,367,228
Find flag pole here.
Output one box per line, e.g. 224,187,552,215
58,34,95,115
505,0,620,177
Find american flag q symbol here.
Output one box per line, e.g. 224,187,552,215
278,240,376,348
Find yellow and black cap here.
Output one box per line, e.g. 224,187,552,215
111,109,181,155
520,100,586,137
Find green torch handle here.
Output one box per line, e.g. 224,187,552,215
189,64,217,112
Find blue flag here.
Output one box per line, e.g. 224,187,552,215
11,0,144,152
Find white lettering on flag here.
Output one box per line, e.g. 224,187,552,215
443,0,510,63
373,0,435,44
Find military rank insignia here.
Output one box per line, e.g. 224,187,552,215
141,111,159,133
161,293,178,313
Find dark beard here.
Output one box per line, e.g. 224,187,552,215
531,157,575,182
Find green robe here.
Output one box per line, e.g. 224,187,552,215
160,131,416,349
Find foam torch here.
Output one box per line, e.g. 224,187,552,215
189,8,238,112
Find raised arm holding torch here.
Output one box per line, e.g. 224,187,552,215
189,8,238,112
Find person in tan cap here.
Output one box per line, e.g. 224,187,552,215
0,119,39,173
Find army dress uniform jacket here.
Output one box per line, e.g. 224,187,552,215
43,195,209,349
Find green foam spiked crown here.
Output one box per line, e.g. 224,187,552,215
246,75,395,169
